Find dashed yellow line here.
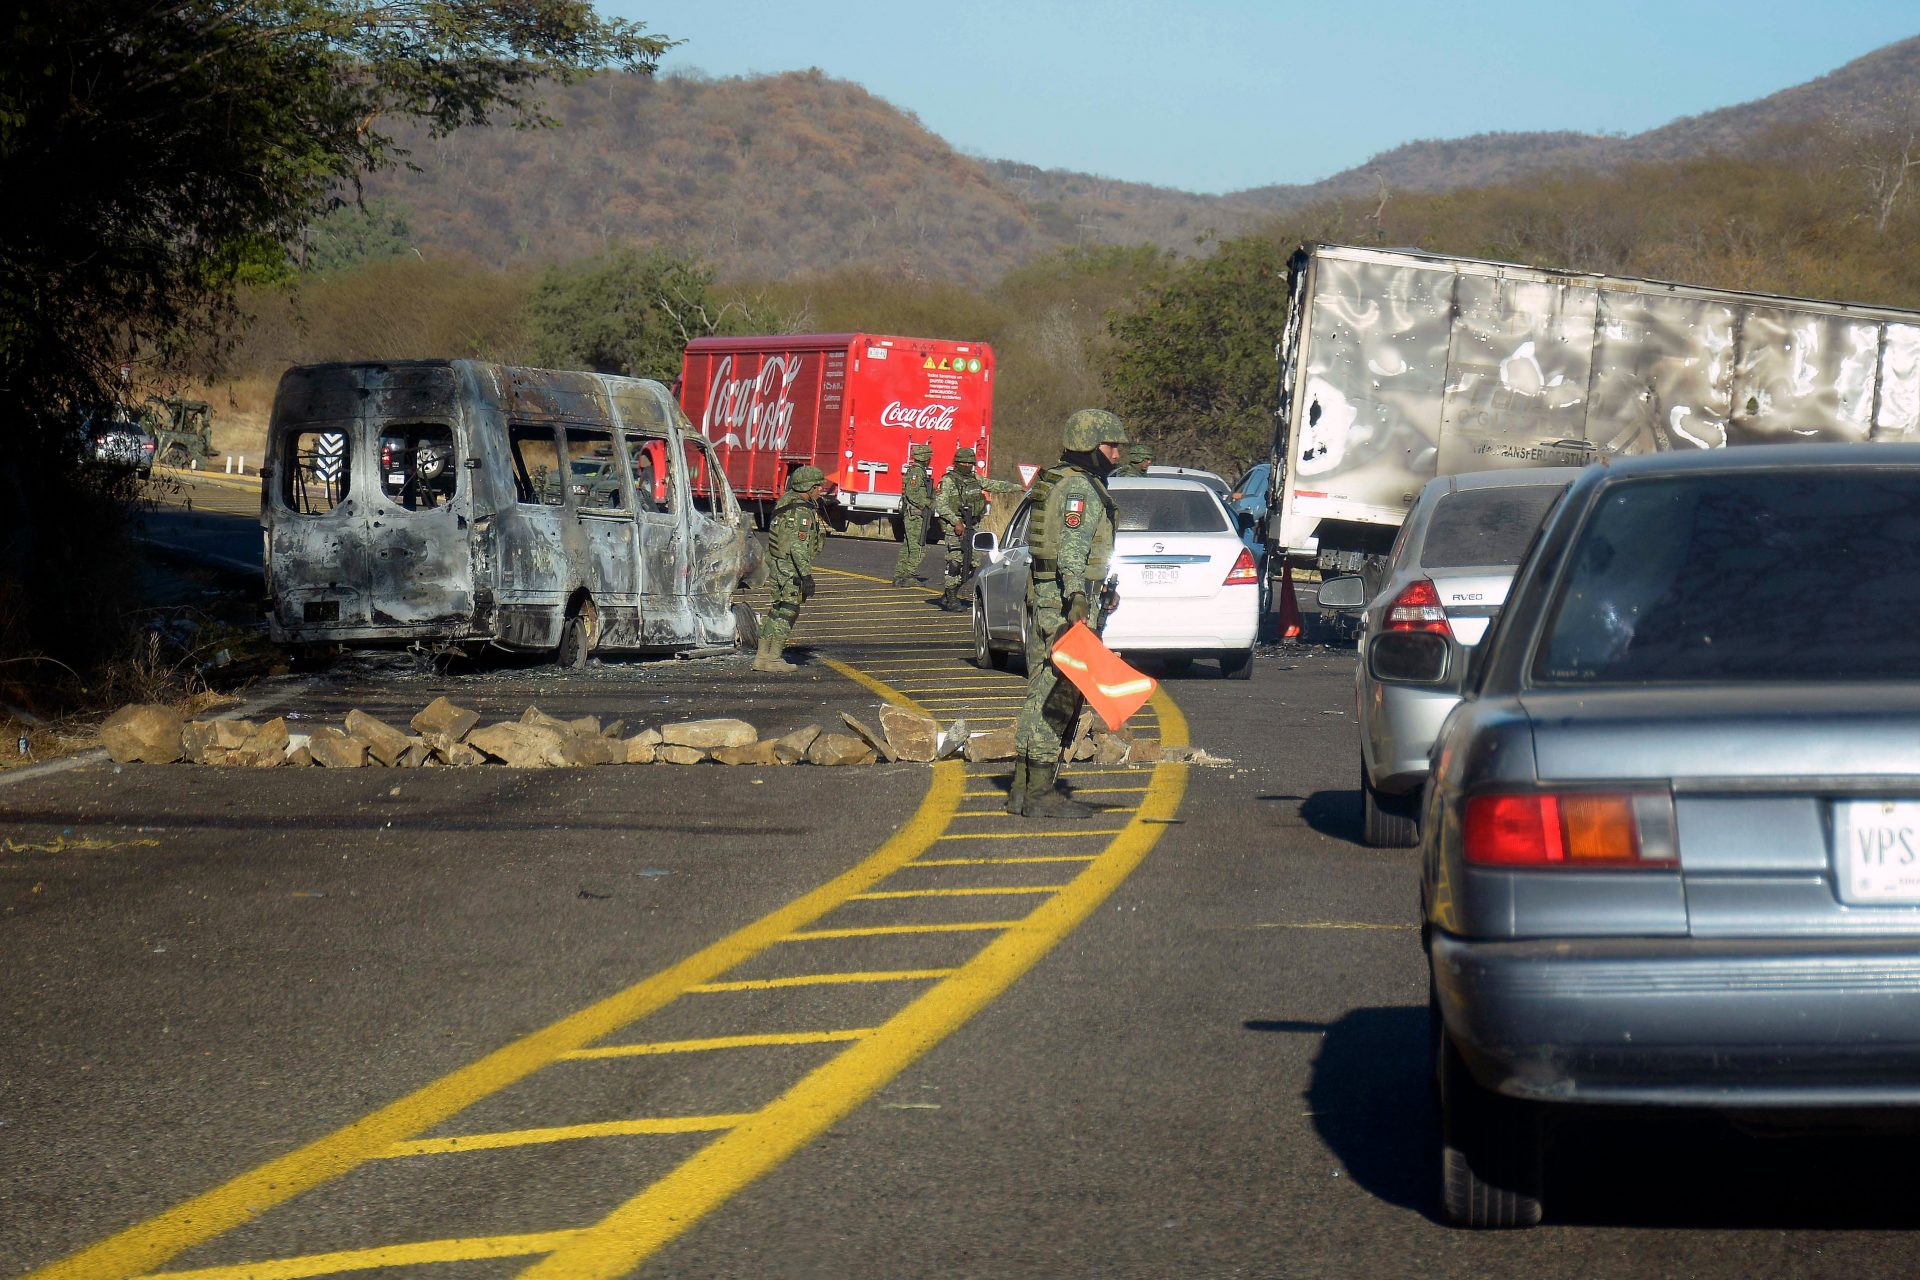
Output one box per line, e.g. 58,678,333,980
562,1031,871,1059
849,885,1070,900
912,854,1099,867
933,828,1131,841
692,969,957,992
784,922,1019,941
382,1115,749,1157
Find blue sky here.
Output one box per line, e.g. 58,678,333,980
606,1,1918,194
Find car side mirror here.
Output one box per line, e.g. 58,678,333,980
971,531,998,556
1316,574,1368,612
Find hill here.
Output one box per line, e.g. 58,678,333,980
356,37,1920,281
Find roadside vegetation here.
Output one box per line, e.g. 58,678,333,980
0,0,671,725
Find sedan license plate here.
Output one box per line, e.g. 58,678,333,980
1835,799,1920,904
1141,565,1180,585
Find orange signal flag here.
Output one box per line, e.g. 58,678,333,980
1049,622,1157,730
1277,561,1303,640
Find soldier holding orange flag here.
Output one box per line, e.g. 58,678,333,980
1007,409,1128,818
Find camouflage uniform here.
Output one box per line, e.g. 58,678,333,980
1009,410,1127,818
891,442,935,586
755,466,827,673
933,446,989,611
1112,442,1155,478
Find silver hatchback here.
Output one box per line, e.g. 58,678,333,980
1321,469,1579,847
1424,444,1920,1228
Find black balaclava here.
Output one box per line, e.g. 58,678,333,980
1063,448,1115,480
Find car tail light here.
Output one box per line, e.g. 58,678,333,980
1463,792,1675,868
1223,547,1258,586
381,442,394,470
1383,578,1449,636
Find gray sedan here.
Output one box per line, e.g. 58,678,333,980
1424,444,1920,1228
1320,468,1578,847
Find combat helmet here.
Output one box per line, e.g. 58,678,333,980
1062,408,1128,451
910,442,933,461
953,446,977,465
1127,442,1154,465
787,465,826,492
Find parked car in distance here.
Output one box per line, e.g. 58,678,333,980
1319,468,1579,847
1422,444,1920,1229
1144,464,1230,498
971,476,1260,678
88,411,158,478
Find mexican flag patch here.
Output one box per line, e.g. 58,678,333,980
1063,496,1085,529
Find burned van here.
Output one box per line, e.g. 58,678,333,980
263,361,760,664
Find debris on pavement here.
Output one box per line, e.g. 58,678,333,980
94,699,1213,769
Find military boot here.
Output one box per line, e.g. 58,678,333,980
939,585,961,612
891,573,912,587
1004,757,1031,816
1023,759,1095,820
752,636,797,673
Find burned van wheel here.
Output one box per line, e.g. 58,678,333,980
556,613,590,670
732,601,760,650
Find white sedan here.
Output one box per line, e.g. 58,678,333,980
970,476,1259,679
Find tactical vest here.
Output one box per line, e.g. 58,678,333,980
947,471,987,523
768,494,817,558
1027,463,1116,575
901,462,931,507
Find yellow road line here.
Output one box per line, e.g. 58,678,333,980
934,828,1130,841
964,787,1148,797
692,969,956,992
521,686,1192,1278
954,807,1140,819
382,1114,749,1157
784,922,1018,940
849,886,1069,900
562,1031,870,1059
142,1232,584,1280
27,761,966,1280
912,855,1099,867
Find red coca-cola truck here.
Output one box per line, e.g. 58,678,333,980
677,332,994,532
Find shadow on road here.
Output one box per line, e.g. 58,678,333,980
1246,1007,1435,1216
1249,1005,1920,1229
1298,788,1363,843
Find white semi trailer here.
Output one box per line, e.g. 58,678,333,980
1267,243,1920,587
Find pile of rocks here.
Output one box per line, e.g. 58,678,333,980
98,699,1205,770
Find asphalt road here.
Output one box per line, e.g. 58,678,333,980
4,524,1919,1278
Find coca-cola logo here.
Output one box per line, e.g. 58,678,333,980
879,401,958,432
702,354,803,450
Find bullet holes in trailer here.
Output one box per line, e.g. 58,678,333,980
282,426,351,515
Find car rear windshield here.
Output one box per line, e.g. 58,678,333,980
1535,469,1920,684
1116,488,1230,534
1420,485,1566,568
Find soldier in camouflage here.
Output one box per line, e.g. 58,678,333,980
892,441,935,587
933,445,989,611
1007,409,1128,819
1112,441,1155,478
755,466,828,673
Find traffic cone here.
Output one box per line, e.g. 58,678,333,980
1277,562,1303,641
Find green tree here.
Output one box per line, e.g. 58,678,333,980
301,200,420,275
1101,234,1290,472
525,246,772,380
0,1,670,688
